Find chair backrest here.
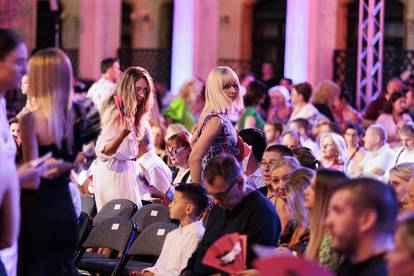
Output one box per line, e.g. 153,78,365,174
93,199,138,226
128,221,178,256
81,195,97,218
132,204,170,232
78,211,93,249
83,216,137,253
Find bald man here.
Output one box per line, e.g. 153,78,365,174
360,125,394,181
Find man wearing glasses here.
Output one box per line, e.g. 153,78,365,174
181,154,280,275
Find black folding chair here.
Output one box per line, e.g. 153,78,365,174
75,216,137,276
131,204,171,232
93,199,138,226
80,195,97,218
77,212,93,251
115,221,178,275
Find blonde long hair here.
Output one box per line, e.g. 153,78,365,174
305,169,347,261
101,66,154,134
28,48,73,150
201,66,244,118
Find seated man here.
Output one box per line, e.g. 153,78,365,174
326,177,398,276
141,184,208,276
181,155,280,275
360,125,394,181
289,118,319,156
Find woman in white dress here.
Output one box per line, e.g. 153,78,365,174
93,67,153,210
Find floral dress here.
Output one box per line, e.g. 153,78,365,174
198,112,239,177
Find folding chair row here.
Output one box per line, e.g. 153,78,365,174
75,216,177,276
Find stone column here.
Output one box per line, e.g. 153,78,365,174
79,0,121,79
171,0,219,94
284,0,338,86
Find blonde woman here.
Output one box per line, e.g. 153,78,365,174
19,48,79,275
93,67,153,210
389,163,414,214
311,80,341,122
269,156,300,232
189,66,243,183
279,168,314,255
163,78,203,131
319,132,348,170
304,169,348,271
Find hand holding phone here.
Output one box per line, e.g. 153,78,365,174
114,95,126,117
30,152,53,168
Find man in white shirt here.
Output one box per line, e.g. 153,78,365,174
142,184,208,276
136,127,173,200
361,125,394,181
393,122,414,166
86,58,121,111
289,118,319,156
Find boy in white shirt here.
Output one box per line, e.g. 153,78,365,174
141,184,208,276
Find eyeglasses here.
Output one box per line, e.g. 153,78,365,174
166,147,187,156
210,180,237,200
261,160,276,168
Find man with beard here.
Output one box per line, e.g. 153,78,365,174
325,178,398,276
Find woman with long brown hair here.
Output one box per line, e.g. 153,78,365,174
93,67,153,210
304,168,348,270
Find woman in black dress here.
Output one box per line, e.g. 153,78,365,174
19,48,80,275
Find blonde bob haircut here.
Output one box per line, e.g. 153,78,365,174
28,48,73,150
201,66,244,117
101,66,154,133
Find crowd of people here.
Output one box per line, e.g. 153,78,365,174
2,27,414,276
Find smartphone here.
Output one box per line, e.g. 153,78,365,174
30,151,53,168
114,95,127,117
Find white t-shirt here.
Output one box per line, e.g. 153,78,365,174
289,103,325,127
393,146,414,166
361,143,395,181
86,77,116,111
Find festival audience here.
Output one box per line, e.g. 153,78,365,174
343,124,366,177
281,130,301,149
238,128,267,189
319,132,348,170
376,91,412,146
327,178,398,276
304,169,348,271
93,67,153,210
269,157,301,232
360,125,394,180
334,89,361,130
238,80,267,129
289,118,319,156
189,66,243,183
389,163,414,214
386,214,414,276
279,167,314,255
364,77,404,126
136,127,173,202
182,155,280,274
267,85,292,125
141,184,208,276
394,122,414,165
290,82,324,127
292,146,321,170
163,78,203,131
86,57,121,111
166,131,192,186
263,122,282,145
311,80,341,122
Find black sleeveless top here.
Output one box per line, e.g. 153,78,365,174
18,142,80,276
